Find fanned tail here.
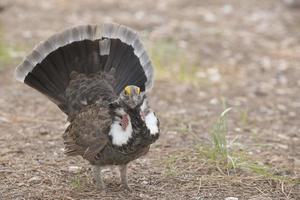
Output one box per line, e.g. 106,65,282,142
15,23,154,114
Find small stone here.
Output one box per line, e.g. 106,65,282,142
289,112,296,117
225,197,238,200
134,11,145,20
18,182,25,186
28,176,42,184
141,180,148,185
235,127,242,132
209,98,218,105
207,68,221,82
0,116,10,122
139,193,150,198
261,57,271,69
222,4,233,15
68,166,81,173
277,104,287,111
203,12,216,23
101,168,110,173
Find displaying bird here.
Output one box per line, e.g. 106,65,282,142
15,23,160,190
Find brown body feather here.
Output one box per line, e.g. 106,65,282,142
63,71,157,166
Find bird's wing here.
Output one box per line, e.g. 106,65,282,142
63,104,112,161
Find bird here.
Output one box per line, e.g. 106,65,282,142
15,23,160,191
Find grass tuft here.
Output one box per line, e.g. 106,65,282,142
71,177,82,189
195,100,298,183
201,99,235,173
0,40,12,67
164,154,181,177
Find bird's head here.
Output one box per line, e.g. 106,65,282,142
119,85,145,109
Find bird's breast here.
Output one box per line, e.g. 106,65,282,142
108,106,159,148
108,110,133,146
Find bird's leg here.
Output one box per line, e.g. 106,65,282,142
92,165,105,190
119,164,131,191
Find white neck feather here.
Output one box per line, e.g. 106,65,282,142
145,111,159,135
109,109,133,146
141,98,159,135
109,100,159,146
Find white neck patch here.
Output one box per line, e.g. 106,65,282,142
145,112,159,135
109,110,133,146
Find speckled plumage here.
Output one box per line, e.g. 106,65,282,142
63,72,158,166
15,23,159,190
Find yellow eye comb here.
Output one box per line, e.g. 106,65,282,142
136,87,140,94
124,86,131,95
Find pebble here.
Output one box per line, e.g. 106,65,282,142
68,166,81,173
141,180,148,185
222,4,234,15
28,176,42,184
225,197,238,200
203,12,217,23
209,98,219,105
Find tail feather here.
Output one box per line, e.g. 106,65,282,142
15,23,154,114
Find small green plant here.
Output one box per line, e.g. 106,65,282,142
239,108,249,127
0,26,25,69
202,98,237,173
210,107,232,162
70,177,82,189
0,40,11,66
196,100,297,183
199,101,272,175
164,154,180,177
0,26,8,65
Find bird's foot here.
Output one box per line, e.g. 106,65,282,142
119,164,132,192
95,181,106,191
93,179,106,195
119,183,132,192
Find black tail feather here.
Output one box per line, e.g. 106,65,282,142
16,24,154,114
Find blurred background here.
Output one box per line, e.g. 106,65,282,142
0,0,299,199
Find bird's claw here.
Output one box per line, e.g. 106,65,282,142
120,184,132,192
94,182,106,195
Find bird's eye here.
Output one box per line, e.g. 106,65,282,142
136,87,140,94
124,86,131,96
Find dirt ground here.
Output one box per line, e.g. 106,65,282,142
0,0,299,199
